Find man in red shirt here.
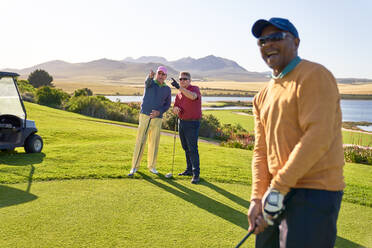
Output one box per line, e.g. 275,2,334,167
171,72,202,184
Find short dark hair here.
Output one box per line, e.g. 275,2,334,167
179,71,191,79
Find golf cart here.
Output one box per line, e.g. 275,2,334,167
0,71,43,153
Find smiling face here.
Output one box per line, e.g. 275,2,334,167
155,70,167,84
259,25,300,76
179,72,191,88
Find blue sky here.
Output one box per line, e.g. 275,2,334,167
2,0,371,78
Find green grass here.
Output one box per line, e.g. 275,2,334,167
342,130,372,147
1,180,371,248
205,109,372,147
204,110,255,132
0,103,371,247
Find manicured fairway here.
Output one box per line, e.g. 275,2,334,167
0,179,371,248
204,110,255,132
0,103,371,247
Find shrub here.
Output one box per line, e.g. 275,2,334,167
199,114,220,138
162,113,222,138
162,111,178,131
36,86,70,108
344,146,372,165
65,96,139,123
17,79,36,94
221,133,255,150
21,92,36,103
73,88,93,97
28,69,54,88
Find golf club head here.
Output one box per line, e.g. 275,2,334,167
165,173,173,178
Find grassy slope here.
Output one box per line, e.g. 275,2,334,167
0,104,252,185
0,103,371,247
204,110,255,132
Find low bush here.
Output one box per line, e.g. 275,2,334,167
17,79,36,94
199,114,220,138
73,88,93,97
218,123,255,150
36,86,70,108
162,111,178,131
65,96,139,123
344,146,372,165
17,80,36,102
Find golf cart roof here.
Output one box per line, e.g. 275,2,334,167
0,72,20,78
0,72,25,121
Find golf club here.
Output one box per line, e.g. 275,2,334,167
235,230,254,248
165,117,178,178
133,117,152,170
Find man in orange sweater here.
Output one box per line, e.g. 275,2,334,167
247,17,345,248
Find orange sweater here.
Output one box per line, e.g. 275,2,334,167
251,59,345,200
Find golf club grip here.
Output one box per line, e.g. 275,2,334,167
234,230,253,248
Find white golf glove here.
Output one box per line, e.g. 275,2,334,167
262,187,285,225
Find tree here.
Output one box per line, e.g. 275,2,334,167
28,69,54,88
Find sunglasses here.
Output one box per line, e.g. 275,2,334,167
257,32,289,47
179,78,189,81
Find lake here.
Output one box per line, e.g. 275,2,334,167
106,96,372,130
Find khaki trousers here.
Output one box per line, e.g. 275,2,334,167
131,113,162,170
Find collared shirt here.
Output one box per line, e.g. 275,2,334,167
174,85,202,120
154,79,167,87
272,56,302,79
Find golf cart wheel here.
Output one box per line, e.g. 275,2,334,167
24,134,43,153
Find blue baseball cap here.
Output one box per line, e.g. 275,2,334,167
252,17,299,38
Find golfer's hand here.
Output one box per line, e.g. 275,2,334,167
170,78,180,89
149,70,155,79
248,199,268,234
262,187,285,225
173,106,181,115
150,110,160,118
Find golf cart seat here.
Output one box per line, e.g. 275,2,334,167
0,115,22,143
0,114,22,129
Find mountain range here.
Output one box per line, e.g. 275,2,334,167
5,55,270,83
4,55,370,84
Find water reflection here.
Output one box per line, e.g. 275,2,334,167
106,96,372,125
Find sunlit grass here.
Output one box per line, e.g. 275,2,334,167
0,103,371,247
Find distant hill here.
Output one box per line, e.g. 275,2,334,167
5,55,370,83
6,55,270,82
123,55,269,81
123,56,169,64
6,58,178,82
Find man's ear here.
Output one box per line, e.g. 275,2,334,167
294,38,300,49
